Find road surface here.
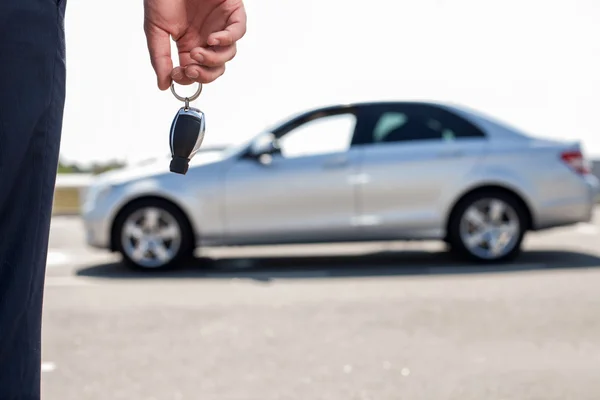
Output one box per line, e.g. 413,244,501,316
42,210,600,399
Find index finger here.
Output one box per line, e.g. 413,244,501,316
207,6,247,47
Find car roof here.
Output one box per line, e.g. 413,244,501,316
269,101,447,133
265,101,532,142
279,100,487,118
299,101,531,140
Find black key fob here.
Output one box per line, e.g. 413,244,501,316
169,106,206,175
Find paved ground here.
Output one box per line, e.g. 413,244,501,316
41,210,600,399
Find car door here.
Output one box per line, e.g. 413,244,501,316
353,103,488,239
222,107,366,245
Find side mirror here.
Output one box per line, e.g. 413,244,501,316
249,133,281,158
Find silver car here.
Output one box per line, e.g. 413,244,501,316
81,101,600,270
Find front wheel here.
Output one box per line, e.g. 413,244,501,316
113,199,195,271
447,191,528,263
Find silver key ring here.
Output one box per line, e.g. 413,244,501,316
170,82,203,108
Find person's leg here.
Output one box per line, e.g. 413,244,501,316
0,0,67,398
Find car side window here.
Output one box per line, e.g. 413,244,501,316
367,105,485,145
373,112,408,142
277,113,357,159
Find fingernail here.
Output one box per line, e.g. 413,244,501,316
186,69,199,78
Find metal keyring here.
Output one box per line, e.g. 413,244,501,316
170,82,203,108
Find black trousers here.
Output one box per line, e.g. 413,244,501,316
0,0,67,398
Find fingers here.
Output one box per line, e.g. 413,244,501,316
186,64,226,84
207,6,247,47
171,50,196,86
172,64,226,85
167,3,246,87
144,23,173,91
171,66,195,86
190,45,237,68
171,44,235,85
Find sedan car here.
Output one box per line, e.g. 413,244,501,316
81,101,599,270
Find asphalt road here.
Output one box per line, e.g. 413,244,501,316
42,210,600,400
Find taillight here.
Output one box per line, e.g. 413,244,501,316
561,150,591,175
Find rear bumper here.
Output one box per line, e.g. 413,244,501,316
585,173,600,206
533,174,599,229
594,176,600,203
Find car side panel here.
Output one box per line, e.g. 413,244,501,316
98,164,227,249
453,141,596,230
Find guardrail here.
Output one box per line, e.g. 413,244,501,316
53,173,93,215
52,161,600,215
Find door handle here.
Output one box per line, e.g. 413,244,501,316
437,149,464,158
322,156,349,169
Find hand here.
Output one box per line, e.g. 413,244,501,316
143,0,247,90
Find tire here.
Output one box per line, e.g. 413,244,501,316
112,198,195,271
447,190,528,263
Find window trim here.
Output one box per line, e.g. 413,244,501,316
269,105,369,149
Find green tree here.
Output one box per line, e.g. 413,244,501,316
57,157,126,174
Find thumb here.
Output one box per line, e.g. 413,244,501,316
144,23,173,90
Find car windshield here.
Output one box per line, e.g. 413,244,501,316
218,138,253,159
217,109,315,159
219,130,277,159
130,146,230,167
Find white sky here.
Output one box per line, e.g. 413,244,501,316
60,0,600,166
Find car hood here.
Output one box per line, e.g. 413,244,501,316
92,151,226,186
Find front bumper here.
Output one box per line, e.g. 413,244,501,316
82,210,112,250
81,184,122,250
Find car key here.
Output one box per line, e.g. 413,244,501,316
169,82,206,175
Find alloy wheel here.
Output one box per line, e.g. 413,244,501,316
120,207,182,268
458,198,521,260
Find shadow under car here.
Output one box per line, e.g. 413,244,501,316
75,248,600,282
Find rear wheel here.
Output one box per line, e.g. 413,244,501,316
113,199,195,271
447,191,528,263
